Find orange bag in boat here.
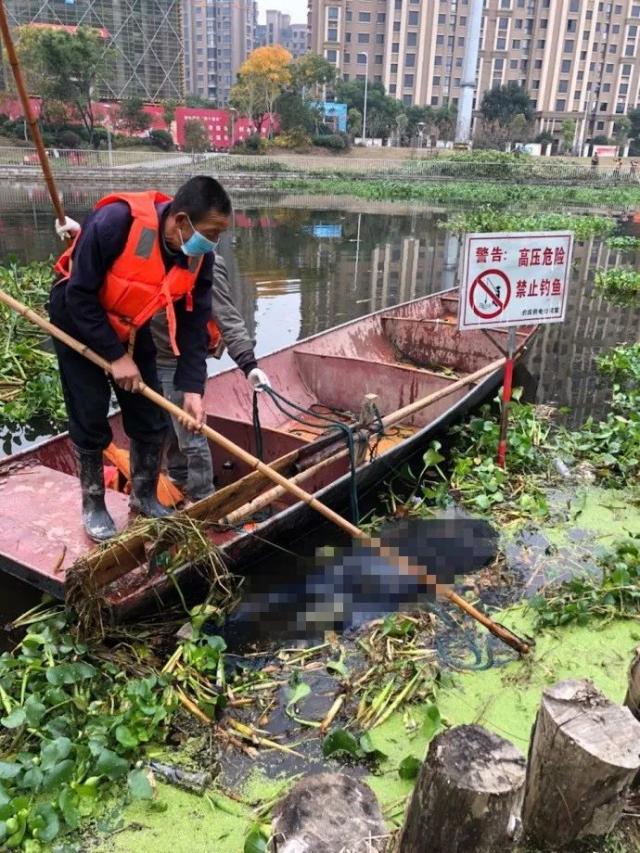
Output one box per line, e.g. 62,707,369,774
103,442,183,507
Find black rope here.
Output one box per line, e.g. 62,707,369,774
252,391,264,462
264,385,361,523
251,384,376,524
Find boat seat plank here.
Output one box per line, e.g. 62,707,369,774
380,316,530,373
0,465,130,593
293,352,461,429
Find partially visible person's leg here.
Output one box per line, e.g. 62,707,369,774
53,338,116,541
157,365,214,502
157,365,189,488
113,330,170,517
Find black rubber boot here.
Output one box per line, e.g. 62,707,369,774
129,440,173,518
74,446,117,543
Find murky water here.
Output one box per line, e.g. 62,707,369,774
2,184,638,455
0,183,638,638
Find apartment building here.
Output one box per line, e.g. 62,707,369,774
183,0,257,105
309,0,640,141
257,10,309,56
3,0,184,101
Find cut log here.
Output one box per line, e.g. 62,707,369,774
271,772,387,852
624,645,640,722
522,678,640,846
397,724,526,853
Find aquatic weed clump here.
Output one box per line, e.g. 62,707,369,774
0,596,237,850
0,607,176,849
528,536,640,630
67,514,239,637
0,260,65,426
558,342,640,486
595,267,640,305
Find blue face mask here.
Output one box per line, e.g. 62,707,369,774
179,216,218,257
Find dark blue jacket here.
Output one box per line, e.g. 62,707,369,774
49,200,212,394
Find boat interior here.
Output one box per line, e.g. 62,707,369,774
0,290,533,601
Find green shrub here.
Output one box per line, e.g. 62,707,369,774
148,129,174,151
274,129,312,149
313,133,348,151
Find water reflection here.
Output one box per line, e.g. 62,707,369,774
1,185,638,456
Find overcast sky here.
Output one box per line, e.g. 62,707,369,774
257,0,307,24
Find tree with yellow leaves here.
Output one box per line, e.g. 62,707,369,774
231,45,292,131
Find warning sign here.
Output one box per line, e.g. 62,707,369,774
458,231,573,331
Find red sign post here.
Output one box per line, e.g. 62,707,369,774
459,231,573,469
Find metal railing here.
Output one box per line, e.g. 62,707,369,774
0,146,638,185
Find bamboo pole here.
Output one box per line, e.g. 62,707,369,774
0,0,68,231
0,289,529,654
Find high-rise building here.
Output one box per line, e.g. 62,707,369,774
309,0,640,143
258,9,308,57
2,0,184,102
183,0,257,105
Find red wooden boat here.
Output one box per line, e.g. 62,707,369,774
0,289,535,616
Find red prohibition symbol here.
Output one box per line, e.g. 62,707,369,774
469,269,511,319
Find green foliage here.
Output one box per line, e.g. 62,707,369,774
273,129,312,150
161,99,179,126
274,91,314,134
270,177,637,212
16,26,110,143
0,260,65,427
398,755,421,780
605,235,640,250
321,729,386,762
235,133,267,155
334,79,402,141
118,98,151,135
596,342,640,380
446,397,551,517
0,607,228,847
594,267,640,305
480,82,533,124
444,209,615,241
291,53,336,93
312,133,347,151
558,343,640,485
183,119,209,153
148,129,174,152
529,537,640,629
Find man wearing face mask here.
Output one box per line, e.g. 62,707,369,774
50,176,234,542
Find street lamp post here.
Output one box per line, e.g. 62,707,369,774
358,52,369,145
104,117,113,168
229,107,237,150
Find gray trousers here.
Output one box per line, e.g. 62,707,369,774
158,365,215,501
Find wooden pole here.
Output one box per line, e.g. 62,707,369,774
0,287,529,653
397,725,526,853
0,0,68,232
0,285,362,537
522,679,640,846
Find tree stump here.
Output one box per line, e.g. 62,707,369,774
271,772,387,852
396,724,526,853
523,678,640,846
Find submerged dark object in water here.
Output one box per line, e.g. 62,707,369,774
228,512,499,640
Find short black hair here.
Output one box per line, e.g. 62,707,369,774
170,175,232,222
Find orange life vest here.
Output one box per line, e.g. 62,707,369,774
54,191,222,357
